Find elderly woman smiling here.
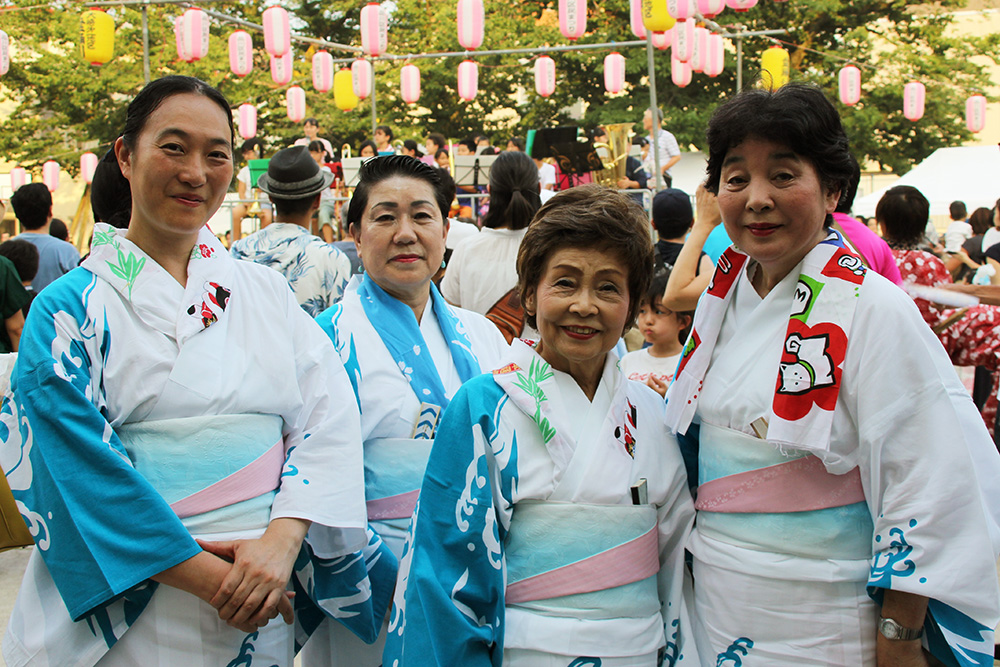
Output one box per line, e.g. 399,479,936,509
384,184,696,667
664,83,1000,666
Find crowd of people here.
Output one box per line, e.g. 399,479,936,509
1,74,1000,667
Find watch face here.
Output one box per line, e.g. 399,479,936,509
879,618,900,639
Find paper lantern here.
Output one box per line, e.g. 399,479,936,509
534,56,556,98
238,104,257,140
671,55,692,88
312,51,334,92
903,81,925,122
9,167,26,191
604,52,626,94
838,65,861,106
401,64,421,104
629,0,646,38
652,30,671,51
457,0,484,50
263,6,290,57
80,152,98,185
335,68,359,111
174,17,190,62
672,19,694,63
559,0,587,41
697,0,726,18
704,33,724,77
80,10,114,66
228,30,253,77
286,86,306,123
726,0,757,10
181,8,210,62
691,26,709,73
760,46,789,91
42,161,59,193
0,30,9,76
642,0,675,33
270,51,293,86
352,58,373,99
458,59,478,101
667,0,694,20
967,95,987,133
360,3,388,57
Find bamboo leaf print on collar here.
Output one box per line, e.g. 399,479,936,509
512,357,557,443
106,244,146,299
91,229,116,247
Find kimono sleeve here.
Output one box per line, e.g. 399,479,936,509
384,376,508,667
0,277,198,621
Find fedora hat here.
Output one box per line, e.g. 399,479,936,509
256,145,334,200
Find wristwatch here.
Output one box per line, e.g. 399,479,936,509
878,617,923,641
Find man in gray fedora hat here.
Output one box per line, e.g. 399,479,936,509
230,146,351,317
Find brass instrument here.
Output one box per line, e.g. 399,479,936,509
591,123,635,188
341,143,352,159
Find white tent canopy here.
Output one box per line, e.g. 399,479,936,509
853,145,1000,218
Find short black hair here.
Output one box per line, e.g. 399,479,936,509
0,239,39,283
834,153,861,215
240,138,264,157
950,201,967,221
458,138,477,153
876,185,930,246
304,117,319,126
969,207,993,235
507,136,525,151
10,183,52,230
359,139,378,155
641,265,694,344
273,195,317,218
427,133,446,151
375,125,393,141
121,75,233,156
347,155,451,229
49,218,69,242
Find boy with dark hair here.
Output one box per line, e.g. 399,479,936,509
0,238,39,317
651,188,713,277
10,183,80,292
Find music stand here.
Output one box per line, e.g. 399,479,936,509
530,127,603,189
248,159,270,189
453,154,498,188
341,157,375,187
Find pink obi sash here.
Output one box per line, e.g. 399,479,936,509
170,439,285,519
366,489,420,522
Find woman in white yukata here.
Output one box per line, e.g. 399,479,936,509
300,155,509,666
664,83,1000,666
384,184,697,667
0,76,368,667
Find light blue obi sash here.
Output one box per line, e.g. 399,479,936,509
364,437,433,523
504,501,660,620
117,413,284,539
697,421,873,560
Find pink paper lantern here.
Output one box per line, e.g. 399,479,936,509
312,51,334,92
80,152,98,184
238,104,257,140
704,33,724,77
652,30,671,50
903,81,925,122
174,17,192,62
697,0,726,18
671,55,692,88
401,63,421,104
228,30,253,77
604,52,626,94
667,0,694,20
456,0,484,51
458,59,478,101
629,0,646,38
263,6,290,57
42,161,59,193
672,19,694,63
838,65,861,106
558,0,587,41
360,3,388,57
966,95,987,133
181,8,209,62
726,0,757,10
691,26,709,73
535,56,555,97
286,86,306,123
9,167,26,191
352,58,373,99
0,30,9,77
270,51,293,86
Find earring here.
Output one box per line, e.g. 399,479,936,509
441,259,447,269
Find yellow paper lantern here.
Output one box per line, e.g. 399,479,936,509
80,9,114,66
334,68,359,111
641,0,675,33
760,46,789,91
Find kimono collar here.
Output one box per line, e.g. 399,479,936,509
83,223,235,344
665,230,867,457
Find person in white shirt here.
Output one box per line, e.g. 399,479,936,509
293,117,334,161
943,200,972,253
642,107,681,189
983,199,1000,252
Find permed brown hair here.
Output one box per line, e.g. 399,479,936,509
516,184,653,334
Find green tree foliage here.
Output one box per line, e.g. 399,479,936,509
0,0,996,175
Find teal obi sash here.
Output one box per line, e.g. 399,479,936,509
504,501,660,620
364,437,433,521
697,421,873,560
117,413,284,539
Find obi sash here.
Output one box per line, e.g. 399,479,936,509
697,421,873,561
117,413,284,539
504,501,660,621
364,437,433,522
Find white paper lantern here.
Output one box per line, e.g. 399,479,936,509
352,58,373,99
903,81,925,122
704,33,724,77
270,51,293,86
697,0,726,18
967,94,987,133
456,0,484,50
174,17,192,62
629,0,646,39
667,0,694,20
838,65,861,106
558,0,587,41
263,6,290,56
238,104,257,140
228,30,253,77
652,30,671,51
286,86,306,123
604,52,626,94
42,161,59,193
691,26,709,73
181,8,209,62
9,167,26,191
726,0,757,10
401,63,421,104
671,55,692,87
80,152,98,184
535,56,555,97
672,19,694,63
458,59,478,101
0,30,9,76
360,3,388,57
312,51,334,93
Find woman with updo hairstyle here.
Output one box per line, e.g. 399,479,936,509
385,184,695,666
663,83,1000,666
1,75,369,665
440,150,542,342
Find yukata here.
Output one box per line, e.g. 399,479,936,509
666,234,1000,666
1,224,368,667
299,274,509,666
385,340,697,667
230,222,352,317
891,247,1000,436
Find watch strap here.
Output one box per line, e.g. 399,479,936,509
879,617,923,641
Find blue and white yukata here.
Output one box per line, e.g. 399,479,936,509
384,340,697,667
299,275,509,666
1,224,368,667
